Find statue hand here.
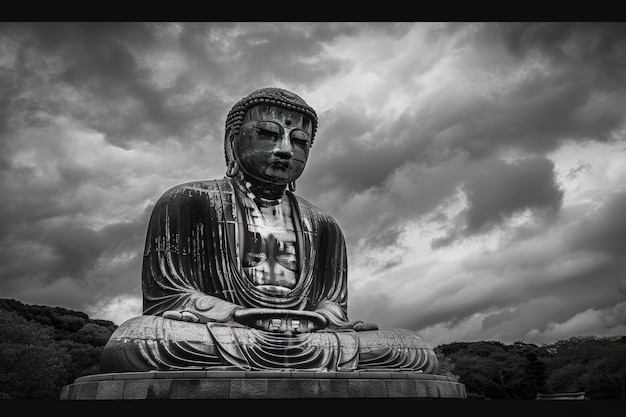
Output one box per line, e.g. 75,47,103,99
231,308,328,333
351,321,379,331
162,310,201,323
162,302,247,325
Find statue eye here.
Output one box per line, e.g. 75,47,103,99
255,127,279,140
290,130,310,146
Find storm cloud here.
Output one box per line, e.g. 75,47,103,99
1,22,625,344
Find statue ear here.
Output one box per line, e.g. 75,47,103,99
224,127,237,163
224,127,241,177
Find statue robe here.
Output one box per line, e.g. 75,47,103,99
100,178,438,373
142,178,352,325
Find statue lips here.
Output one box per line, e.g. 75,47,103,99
270,158,292,171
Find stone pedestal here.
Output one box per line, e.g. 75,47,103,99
60,370,466,400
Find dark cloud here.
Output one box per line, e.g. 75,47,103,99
405,191,626,342
500,23,626,87
47,220,144,280
383,255,626,340
169,22,360,101
415,73,623,162
504,75,623,151
0,169,91,237
0,61,21,138
1,23,378,152
302,106,436,204
229,24,342,88
302,23,626,258
429,232,458,250
464,157,564,234
0,211,148,313
404,23,626,161
368,224,406,250
7,23,154,53
1,23,228,149
0,210,147,281
432,157,564,247
565,190,626,256
481,308,515,331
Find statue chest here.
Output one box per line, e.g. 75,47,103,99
239,198,299,295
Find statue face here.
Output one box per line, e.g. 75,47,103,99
234,104,312,185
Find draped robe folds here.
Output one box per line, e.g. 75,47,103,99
99,178,439,373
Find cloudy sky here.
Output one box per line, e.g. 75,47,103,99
1,22,625,347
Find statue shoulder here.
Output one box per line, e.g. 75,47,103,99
290,192,341,227
155,178,231,205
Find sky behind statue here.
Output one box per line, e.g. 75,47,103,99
1,22,625,346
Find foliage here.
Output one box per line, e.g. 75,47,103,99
436,336,626,399
0,298,117,399
0,309,71,399
542,335,626,399
439,340,538,399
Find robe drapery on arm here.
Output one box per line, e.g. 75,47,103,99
141,178,353,327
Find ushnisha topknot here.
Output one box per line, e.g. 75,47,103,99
225,87,318,144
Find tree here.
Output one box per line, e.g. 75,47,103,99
0,309,71,399
583,355,626,398
437,340,550,399
0,298,118,399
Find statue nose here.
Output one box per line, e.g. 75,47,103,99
273,148,294,159
273,135,294,159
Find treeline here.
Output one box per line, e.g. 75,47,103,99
1,298,625,399
0,298,116,399
436,336,626,399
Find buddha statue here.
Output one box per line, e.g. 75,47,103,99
99,87,439,373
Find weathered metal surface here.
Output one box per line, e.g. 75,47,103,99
99,87,441,375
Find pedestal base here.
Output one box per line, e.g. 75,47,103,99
60,370,466,400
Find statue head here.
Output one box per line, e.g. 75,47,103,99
224,88,318,187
